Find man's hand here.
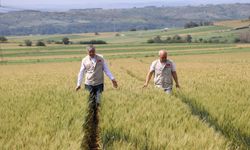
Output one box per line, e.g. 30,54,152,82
143,71,153,88
75,86,81,91
112,79,118,88
143,83,148,88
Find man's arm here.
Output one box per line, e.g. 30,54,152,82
172,71,180,88
143,71,154,88
143,61,156,88
75,61,85,91
103,61,118,88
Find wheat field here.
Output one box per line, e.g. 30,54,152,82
1,50,250,149
1,25,250,149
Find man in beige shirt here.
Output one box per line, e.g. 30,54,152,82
143,50,180,94
75,45,118,104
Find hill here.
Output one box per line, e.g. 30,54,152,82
1,3,250,36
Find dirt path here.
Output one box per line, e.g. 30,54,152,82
81,95,101,150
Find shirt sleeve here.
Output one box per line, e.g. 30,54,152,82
103,60,115,80
171,62,176,72
77,60,86,86
149,61,156,72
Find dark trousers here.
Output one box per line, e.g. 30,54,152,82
85,84,104,104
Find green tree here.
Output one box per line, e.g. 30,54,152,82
199,38,203,43
0,36,7,42
147,39,154,43
153,35,162,43
234,37,241,43
186,35,192,43
36,41,46,46
166,37,171,41
24,40,32,46
62,37,70,45
172,35,182,42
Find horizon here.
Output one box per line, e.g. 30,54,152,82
1,0,250,11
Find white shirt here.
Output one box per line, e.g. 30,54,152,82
150,59,176,72
77,56,115,86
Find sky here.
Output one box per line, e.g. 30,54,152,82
1,0,250,10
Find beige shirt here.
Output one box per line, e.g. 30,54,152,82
150,59,176,89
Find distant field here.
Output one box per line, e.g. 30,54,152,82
2,24,250,64
4,25,235,44
1,42,249,64
1,25,250,149
215,19,250,28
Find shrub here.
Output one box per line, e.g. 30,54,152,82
24,40,32,46
186,35,192,43
62,37,70,45
0,36,7,42
153,35,162,43
147,39,154,43
46,40,55,44
36,41,46,46
199,38,203,43
184,21,199,28
234,37,241,43
166,37,171,41
79,40,107,44
55,41,63,44
148,35,188,43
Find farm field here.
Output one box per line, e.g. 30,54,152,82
1,25,250,149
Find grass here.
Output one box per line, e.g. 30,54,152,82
1,46,249,65
1,44,235,57
0,63,88,149
1,57,235,149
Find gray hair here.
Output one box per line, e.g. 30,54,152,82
159,50,167,55
86,45,95,51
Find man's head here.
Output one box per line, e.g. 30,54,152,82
87,45,96,58
159,50,167,62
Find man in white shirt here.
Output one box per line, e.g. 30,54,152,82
75,45,118,104
143,50,180,94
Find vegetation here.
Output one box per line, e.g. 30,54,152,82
78,40,107,45
186,34,192,43
24,40,32,46
130,28,137,31
184,21,214,28
62,37,70,45
36,41,46,46
55,41,63,44
0,36,7,42
148,35,193,43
